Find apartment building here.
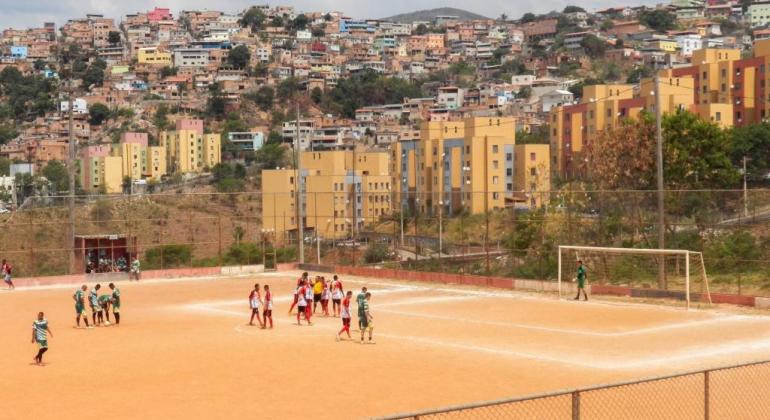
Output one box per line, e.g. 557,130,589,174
548,41,768,179
160,119,221,173
262,150,391,241
391,117,550,216
137,47,172,65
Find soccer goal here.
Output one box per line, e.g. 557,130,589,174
558,245,712,309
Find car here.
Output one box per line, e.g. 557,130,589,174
0,208,10,214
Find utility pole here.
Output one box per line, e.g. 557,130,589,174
67,84,76,275
743,156,749,218
295,102,304,263
654,75,666,289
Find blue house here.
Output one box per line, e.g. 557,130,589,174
10,46,27,59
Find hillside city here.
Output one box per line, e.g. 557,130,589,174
0,1,768,244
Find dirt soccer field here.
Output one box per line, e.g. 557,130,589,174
2,270,770,419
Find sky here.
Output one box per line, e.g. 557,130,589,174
0,0,661,29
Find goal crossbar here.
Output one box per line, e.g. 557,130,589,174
558,246,711,310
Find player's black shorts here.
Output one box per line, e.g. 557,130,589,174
313,293,322,303
332,299,341,305
298,305,306,313
342,317,350,326
360,316,369,328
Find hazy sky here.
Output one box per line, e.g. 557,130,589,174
0,0,660,28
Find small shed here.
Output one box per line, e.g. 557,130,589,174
74,234,138,274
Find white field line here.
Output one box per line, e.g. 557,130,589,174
378,308,765,337
188,302,770,370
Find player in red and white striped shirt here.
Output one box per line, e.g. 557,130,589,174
296,281,312,326
336,291,353,341
262,284,273,329
288,272,308,315
331,275,344,317
248,283,264,327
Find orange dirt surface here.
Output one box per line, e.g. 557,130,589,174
2,270,770,420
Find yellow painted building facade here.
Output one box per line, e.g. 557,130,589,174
137,47,172,65
391,117,550,215
262,150,392,241
160,130,221,173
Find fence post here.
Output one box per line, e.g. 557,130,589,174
704,370,710,420
571,391,580,420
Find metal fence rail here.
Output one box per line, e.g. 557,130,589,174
374,359,770,419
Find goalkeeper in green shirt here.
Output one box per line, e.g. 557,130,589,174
574,260,588,301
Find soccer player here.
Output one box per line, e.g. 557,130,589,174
98,294,111,325
248,283,264,327
574,260,588,301
130,257,141,281
73,285,91,328
2,259,14,290
321,280,331,316
331,275,344,317
288,272,308,314
312,276,324,313
360,292,373,343
31,312,53,365
89,284,101,326
336,291,353,341
304,281,314,323
262,284,273,329
356,287,368,330
109,283,121,325
296,281,311,326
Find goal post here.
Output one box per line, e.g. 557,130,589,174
558,245,712,309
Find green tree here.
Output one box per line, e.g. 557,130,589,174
291,14,309,31
227,45,251,69
153,104,170,131
246,86,274,111
145,245,192,269
41,160,69,194
271,16,284,27
207,82,227,118
254,142,287,169
240,7,266,31
277,77,300,101
729,121,770,180
626,65,654,84
414,24,429,35
580,34,607,58
0,125,18,144
521,13,537,23
601,20,615,32
517,86,532,99
0,157,9,176
639,9,677,32
88,103,110,125
83,59,107,87
364,243,390,263
563,6,586,13
663,110,739,189
311,27,325,37
160,66,177,78
107,31,121,45
310,86,323,104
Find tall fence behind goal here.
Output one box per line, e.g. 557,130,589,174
558,246,711,309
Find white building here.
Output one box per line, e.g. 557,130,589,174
173,48,210,67
749,1,770,28
541,90,575,112
228,132,264,151
60,98,89,114
676,34,703,57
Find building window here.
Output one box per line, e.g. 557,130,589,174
492,145,498,153
530,168,536,176
506,168,512,176
715,112,721,121
492,160,498,169
492,176,499,184
492,192,500,200
530,152,536,161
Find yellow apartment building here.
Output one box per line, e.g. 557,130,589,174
137,47,172,65
160,129,221,174
79,155,123,194
391,117,549,215
550,39,770,179
262,150,392,241
117,142,147,181
514,144,551,208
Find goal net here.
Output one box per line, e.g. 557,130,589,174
558,245,712,309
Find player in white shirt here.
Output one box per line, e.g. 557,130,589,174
248,283,264,327
331,275,344,317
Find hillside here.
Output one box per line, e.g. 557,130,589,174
383,7,489,23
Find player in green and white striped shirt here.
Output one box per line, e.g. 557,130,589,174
109,283,121,325
73,285,91,328
31,312,53,365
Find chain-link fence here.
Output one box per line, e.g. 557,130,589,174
7,188,770,298
375,359,770,419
